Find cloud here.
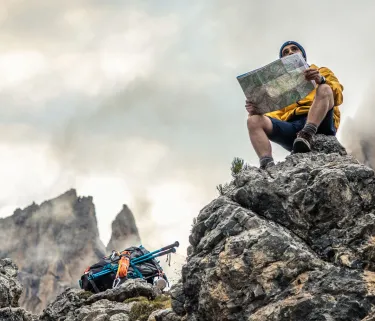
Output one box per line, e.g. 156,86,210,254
1,0,375,256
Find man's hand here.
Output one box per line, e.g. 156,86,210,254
304,68,324,84
245,100,258,116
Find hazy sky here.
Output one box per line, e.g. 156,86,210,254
0,0,373,253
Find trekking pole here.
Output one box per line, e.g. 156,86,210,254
134,241,179,262
158,241,180,251
131,244,178,264
131,248,177,265
93,241,180,280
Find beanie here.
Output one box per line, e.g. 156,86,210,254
279,41,307,60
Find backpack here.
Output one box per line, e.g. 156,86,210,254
79,242,178,293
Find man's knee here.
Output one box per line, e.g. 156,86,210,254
316,84,333,100
247,115,263,129
247,114,273,134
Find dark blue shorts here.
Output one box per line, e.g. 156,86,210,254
267,109,336,151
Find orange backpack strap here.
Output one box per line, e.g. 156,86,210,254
116,252,130,279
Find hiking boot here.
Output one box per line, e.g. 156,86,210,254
260,160,275,170
292,131,312,153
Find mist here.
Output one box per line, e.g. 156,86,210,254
340,80,375,168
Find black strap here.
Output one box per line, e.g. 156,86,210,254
88,273,100,293
89,279,100,293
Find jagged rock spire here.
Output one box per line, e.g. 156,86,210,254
106,204,141,252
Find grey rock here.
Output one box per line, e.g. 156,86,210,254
106,204,141,253
66,300,132,321
0,307,38,321
363,311,375,321
85,279,158,305
0,259,38,321
0,258,22,308
39,279,158,321
148,308,181,321
310,134,347,155
170,282,185,316
182,135,375,321
39,288,83,321
109,313,129,321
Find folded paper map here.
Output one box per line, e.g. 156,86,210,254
237,53,316,114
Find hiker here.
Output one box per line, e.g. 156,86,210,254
246,41,344,169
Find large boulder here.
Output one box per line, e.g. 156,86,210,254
182,135,375,320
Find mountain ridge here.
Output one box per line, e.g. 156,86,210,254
0,188,141,314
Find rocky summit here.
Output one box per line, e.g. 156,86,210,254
181,135,375,320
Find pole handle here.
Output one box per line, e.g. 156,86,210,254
159,241,179,252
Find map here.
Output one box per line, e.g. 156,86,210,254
237,53,316,114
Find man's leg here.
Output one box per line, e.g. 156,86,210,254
293,84,334,153
306,84,335,125
247,115,274,168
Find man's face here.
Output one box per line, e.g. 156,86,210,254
281,44,302,57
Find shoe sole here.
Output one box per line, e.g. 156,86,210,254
293,138,311,153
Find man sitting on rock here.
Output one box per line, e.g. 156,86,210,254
246,41,344,169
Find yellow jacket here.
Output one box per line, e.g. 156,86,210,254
265,65,344,130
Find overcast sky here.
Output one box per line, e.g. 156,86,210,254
0,0,373,253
